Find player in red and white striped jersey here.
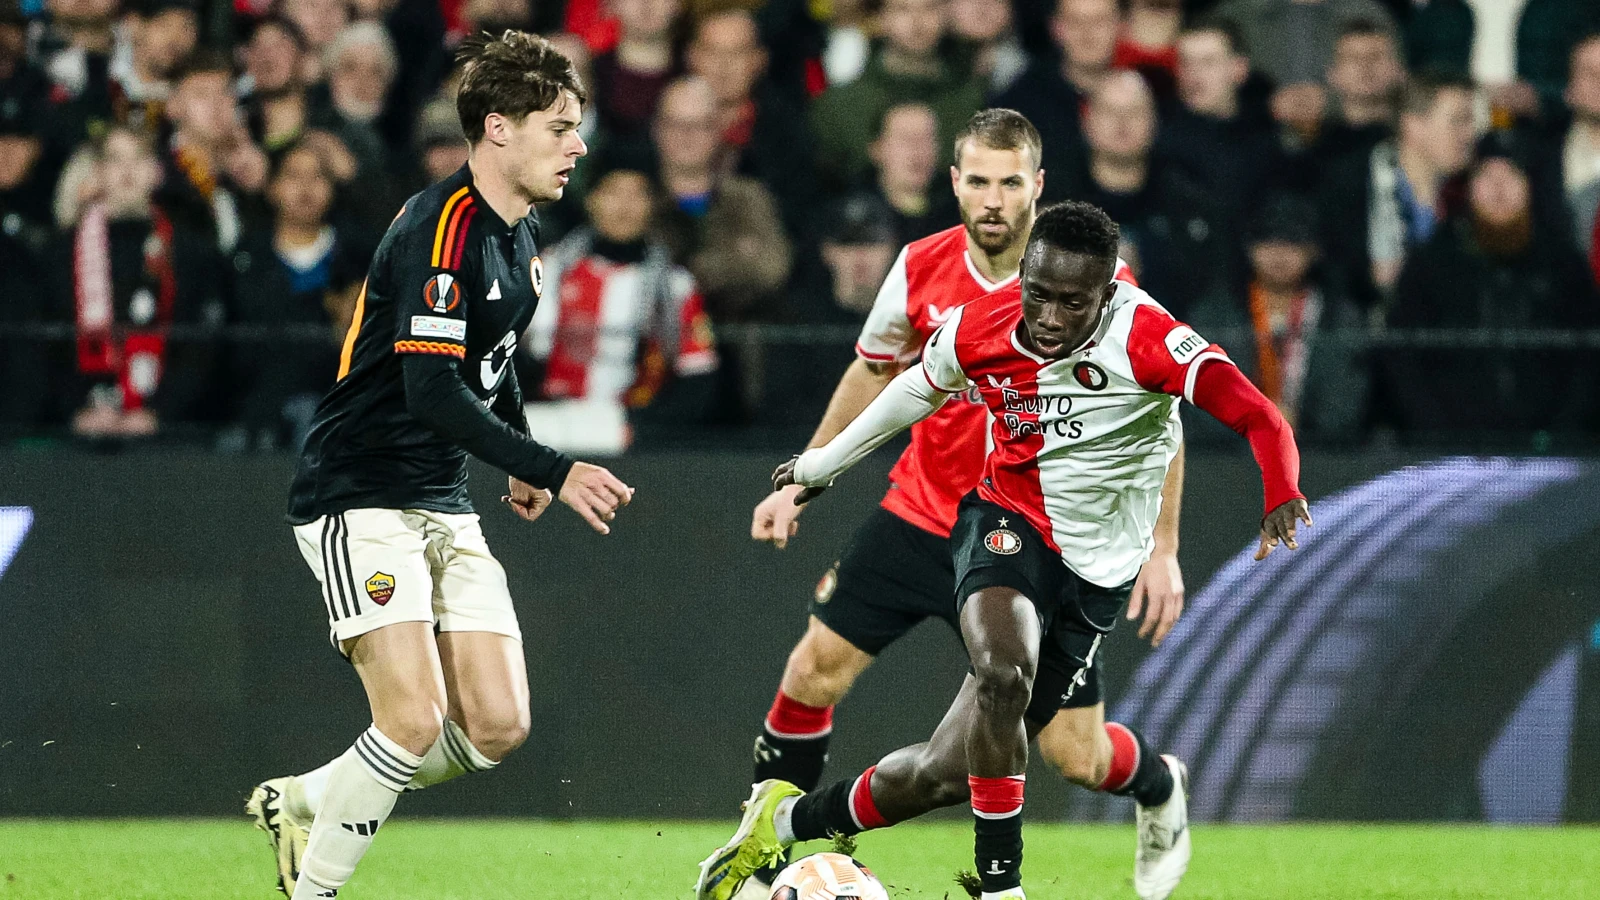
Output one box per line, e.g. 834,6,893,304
754,202,1311,900
713,112,1183,900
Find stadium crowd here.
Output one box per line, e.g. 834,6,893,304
1,0,1599,451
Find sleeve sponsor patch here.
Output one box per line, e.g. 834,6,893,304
1164,325,1207,365
411,315,467,341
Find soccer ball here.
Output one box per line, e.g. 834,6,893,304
769,852,889,900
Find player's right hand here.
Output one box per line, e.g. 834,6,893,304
752,484,808,549
1255,498,1312,560
559,462,634,535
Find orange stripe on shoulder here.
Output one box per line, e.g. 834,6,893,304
440,196,476,272
430,187,471,267
336,279,370,380
395,340,466,358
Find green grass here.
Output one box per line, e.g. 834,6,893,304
0,819,1596,899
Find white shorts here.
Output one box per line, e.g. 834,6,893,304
292,508,522,654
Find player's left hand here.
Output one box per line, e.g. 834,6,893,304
1127,550,1184,647
502,477,553,523
1256,498,1312,560
771,456,828,504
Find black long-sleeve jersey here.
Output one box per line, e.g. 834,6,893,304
287,164,574,524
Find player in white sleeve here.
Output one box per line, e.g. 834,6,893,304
702,202,1312,900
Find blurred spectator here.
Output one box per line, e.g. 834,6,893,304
158,51,270,253
281,0,349,81
949,0,1027,95
0,217,48,429
819,193,899,315
992,0,1119,203
1063,70,1233,320
110,0,196,134
1115,0,1182,79
653,76,791,322
1319,72,1476,311
226,142,362,450
653,76,789,423
819,0,873,88
40,0,120,144
0,68,53,256
861,101,958,245
686,8,814,235
1191,193,1370,443
1212,0,1397,91
411,97,466,188
1158,19,1284,221
591,0,683,147
1552,32,1600,285
356,0,450,154
811,0,983,191
1322,18,1404,160
1383,136,1599,439
311,23,394,184
242,15,312,154
525,161,718,453
49,125,226,439
1514,0,1600,119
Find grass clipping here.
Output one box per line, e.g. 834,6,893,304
953,869,983,898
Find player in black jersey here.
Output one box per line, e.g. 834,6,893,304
245,32,632,898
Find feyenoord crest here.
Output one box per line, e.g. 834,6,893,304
424,273,461,313
530,256,544,298
365,572,395,606
984,520,1022,556
815,563,840,604
1073,361,1108,391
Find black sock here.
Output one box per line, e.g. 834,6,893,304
789,777,863,842
1103,723,1174,808
753,729,831,792
974,812,1023,893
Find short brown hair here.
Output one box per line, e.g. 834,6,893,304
1400,70,1474,117
953,108,1043,170
455,30,589,144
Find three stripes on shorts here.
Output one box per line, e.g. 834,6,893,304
320,514,362,623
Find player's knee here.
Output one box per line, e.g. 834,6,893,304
971,656,1034,720
782,638,859,706
379,707,445,756
461,705,531,762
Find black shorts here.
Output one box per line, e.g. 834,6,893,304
808,504,1107,716
809,507,958,655
951,492,1132,726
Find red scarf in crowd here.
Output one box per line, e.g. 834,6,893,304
74,204,177,411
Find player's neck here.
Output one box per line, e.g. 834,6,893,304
465,155,532,227
964,232,1023,284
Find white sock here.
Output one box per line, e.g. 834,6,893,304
980,889,1026,900
293,720,498,817
288,759,338,820
774,796,797,846
406,720,498,791
293,725,423,896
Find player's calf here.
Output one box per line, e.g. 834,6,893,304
457,708,530,762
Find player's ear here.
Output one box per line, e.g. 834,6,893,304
1033,167,1044,203
483,112,508,146
949,165,960,193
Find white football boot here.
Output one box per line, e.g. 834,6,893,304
1133,755,1190,900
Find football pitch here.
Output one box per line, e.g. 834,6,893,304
1,820,1597,899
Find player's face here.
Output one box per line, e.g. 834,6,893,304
1018,245,1117,358
951,141,1042,255
503,91,587,204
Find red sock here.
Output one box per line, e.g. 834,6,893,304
848,765,889,830
969,773,1026,819
1098,722,1140,793
764,691,833,739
